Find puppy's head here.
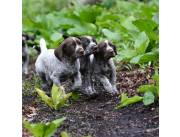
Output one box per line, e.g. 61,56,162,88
96,40,117,60
78,36,97,56
54,37,84,61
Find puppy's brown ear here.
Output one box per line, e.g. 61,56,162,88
110,43,118,55
54,43,64,61
113,45,118,55
77,36,82,40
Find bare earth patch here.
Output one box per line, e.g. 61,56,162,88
22,63,159,137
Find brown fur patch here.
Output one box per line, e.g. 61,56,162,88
54,37,83,61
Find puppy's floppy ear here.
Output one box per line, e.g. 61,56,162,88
111,44,118,55
92,37,97,44
54,43,64,61
77,36,87,49
77,36,82,41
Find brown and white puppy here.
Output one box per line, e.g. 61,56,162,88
92,40,118,94
78,36,98,95
35,37,84,92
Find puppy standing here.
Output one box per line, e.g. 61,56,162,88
35,37,84,92
78,36,98,95
92,40,118,94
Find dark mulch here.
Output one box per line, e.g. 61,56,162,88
22,62,159,137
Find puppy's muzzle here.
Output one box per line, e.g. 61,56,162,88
77,48,85,57
107,49,115,57
92,45,98,52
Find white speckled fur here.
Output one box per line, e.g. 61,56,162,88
35,38,82,92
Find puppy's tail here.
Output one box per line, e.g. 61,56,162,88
39,38,47,53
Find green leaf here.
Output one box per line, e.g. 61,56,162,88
133,19,157,32
60,131,70,137
102,28,121,41
120,93,128,102
51,84,62,109
138,84,157,94
57,92,72,109
23,119,45,137
43,123,57,137
71,92,80,101
152,13,159,24
101,0,116,9
133,19,158,41
134,32,150,54
74,5,101,23
130,50,158,64
67,23,97,35
23,117,66,137
121,16,138,31
51,84,72,110
117,49,137,62
138,84,158,97
51,117,66,127
153,70,159,84
50,32,63,42
116,93,143,109
44,117,66,137
143,92,155,106
35,88,54,109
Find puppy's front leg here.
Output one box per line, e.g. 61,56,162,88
108,59,118,93
71,59,82,91
97,75,114,94
50,72,61,87
22,55,29,75
72,71,82,91
84,70,95,95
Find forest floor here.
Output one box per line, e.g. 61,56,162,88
22,61,159,137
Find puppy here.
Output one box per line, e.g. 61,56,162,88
22,34,36,75
22,34,29,75
78,36,98,95
92,40,118,94
35,37,84,92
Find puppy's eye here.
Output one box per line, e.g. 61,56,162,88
85,39,90,45
92,38,97,44
102,43,107,48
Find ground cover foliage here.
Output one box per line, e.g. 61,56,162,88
23,0,159,136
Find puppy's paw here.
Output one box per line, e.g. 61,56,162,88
71,84,81,91
112,86,119,94
84,86,96,95
24,69,29,75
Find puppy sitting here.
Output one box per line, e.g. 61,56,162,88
22,35,29,75
78,36,98,95
35,37,84,92
92,40,118,94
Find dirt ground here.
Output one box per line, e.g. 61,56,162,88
22,62,159,137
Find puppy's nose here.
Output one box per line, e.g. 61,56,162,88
78,48,84,55
93,45,98,51
109,49,114,53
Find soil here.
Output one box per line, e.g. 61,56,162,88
22,62,159,137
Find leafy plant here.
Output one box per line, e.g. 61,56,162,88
23,0,159,69
115,93,143,109
138,70,159,105
35,84,72,110
116,69,159,109
71,91,80,101
143,91,155,106
23,117,66,137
